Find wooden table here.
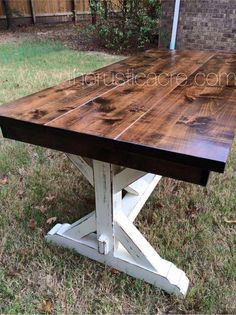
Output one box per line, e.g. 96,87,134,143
0,49,236,297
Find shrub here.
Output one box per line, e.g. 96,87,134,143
84,0,161,52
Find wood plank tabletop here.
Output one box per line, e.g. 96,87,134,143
0,49,236,185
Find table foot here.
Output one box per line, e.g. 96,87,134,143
46,157,189,297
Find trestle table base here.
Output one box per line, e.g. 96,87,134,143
46,155,189,297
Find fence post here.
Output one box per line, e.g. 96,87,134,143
71,0,77,23
29,0,36,24
2,0,13,29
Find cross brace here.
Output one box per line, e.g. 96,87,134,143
46,154,189,297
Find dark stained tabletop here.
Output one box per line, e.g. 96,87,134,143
0,49,236,185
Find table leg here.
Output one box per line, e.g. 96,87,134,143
46,156,189,297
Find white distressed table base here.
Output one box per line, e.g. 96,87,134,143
46,155,189,297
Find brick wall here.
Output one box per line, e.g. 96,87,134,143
161,0,236,52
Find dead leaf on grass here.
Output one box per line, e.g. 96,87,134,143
17,190,25,199
45,193,55,202
7,268,21,278
18,167,26,176
19,247,29,257
46,217,57,224
28,219,37,230
0,176,8,185
36,205,47,214
110,268,121,275
41,300,54,313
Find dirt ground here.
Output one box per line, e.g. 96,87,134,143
0,22,120,54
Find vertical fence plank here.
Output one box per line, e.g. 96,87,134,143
29,0,36,24
0,0,103,25
0,0,3,16
71,0,77,23
2,0,12,29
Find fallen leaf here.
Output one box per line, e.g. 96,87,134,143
36,205,47,214
32,152,39,159
18,168,26,176
7,268,21,278
45,193,55,202
224,217,236,224
110,268,121,275
41,300,53,313
46,217,57,225
0,176,8,185
19,247,29,257
17,190,25,199
28,219,37,230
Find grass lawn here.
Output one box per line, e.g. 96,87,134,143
0,40,235,314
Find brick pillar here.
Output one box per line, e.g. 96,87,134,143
160,0,236,52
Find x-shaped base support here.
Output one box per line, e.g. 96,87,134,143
46,155,189,297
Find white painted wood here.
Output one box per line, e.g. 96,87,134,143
114,168,146,193
56,223,71,235
67,154,94,186
46,157,189,297
122,174,162,222
98,235,110,255
46,230,99,251
93,160,114,255
83,157,93,167
114,211,165,270
125,174,155,196
46,229,189,297
114,243,189,297
125,178,148,195
113,165,124,175
47,223,62,236
63,211,96,239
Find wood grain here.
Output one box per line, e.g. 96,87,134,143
0,50,236,185
47,51,213,137
0,50,177,124
119,53,236,171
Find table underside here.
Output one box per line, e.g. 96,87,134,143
1,49,236,185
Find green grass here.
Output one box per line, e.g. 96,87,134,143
0,40,120,104
0,40,236,314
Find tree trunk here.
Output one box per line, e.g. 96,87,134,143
123,0,127,19
103,0,108,20
89,0,98,25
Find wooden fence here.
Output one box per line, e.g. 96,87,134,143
0,0,120,28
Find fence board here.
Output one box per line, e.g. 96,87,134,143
10,0,31,16
77,0,89,12
34,0,72,14
0,1,4,16
0,0,122,25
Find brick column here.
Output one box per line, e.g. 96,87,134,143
160,0,236,51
